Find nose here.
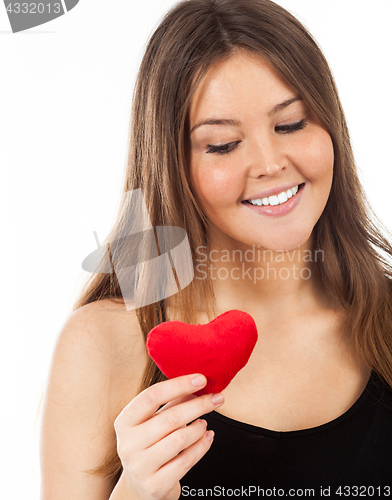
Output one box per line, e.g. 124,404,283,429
246,135,287,178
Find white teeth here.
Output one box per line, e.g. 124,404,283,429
248,184,301,207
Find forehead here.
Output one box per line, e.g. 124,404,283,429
188,50,296,122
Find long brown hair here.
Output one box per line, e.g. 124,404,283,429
72,0,392,484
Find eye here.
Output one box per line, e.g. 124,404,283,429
204,119,306,155
206,140,241,155
275,118,307,134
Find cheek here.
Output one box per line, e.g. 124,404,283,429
190,161,239,207
301,131,334,179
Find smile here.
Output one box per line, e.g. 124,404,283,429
246,184,303,206
241,183,305,217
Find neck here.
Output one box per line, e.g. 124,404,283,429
197,233,335,320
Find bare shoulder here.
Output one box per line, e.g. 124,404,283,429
67,298,145,350
58,298,149,413
40,299,148,499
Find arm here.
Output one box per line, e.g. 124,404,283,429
109,473,135,500
39,300,148,500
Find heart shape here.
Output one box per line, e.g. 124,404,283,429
146,309,258,396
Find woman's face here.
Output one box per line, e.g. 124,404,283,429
188,50,334,252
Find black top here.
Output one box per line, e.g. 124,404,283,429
158,304,392,495
179,370,392,496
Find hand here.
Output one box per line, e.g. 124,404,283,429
113,373,224,500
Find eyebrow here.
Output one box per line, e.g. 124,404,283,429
190,96,302,134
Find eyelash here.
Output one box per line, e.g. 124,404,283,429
206,119,308,155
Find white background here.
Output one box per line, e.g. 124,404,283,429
1,1,391,498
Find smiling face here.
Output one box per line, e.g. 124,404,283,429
188,50,334,253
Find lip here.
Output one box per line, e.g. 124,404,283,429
240,183,305,217
243,182,304,201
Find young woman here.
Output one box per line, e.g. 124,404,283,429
40,0,392,498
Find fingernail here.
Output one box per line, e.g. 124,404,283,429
191,375,206,387
206,430,214,442
199,419,207,430
211,393,224,405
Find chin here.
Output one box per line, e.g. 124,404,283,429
256,229,313,253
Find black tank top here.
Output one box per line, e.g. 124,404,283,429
180,371,392,496
159,304,392,495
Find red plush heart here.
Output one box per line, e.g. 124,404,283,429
146,309,258,396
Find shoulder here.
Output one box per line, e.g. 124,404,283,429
58,298,148,402
63,298,145,357
46,296,149,424
40,299,148,497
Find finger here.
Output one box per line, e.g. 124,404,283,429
155,394,197,416
155,427,215,484
115,373,207,428
133,392,223,448
155,394,198,430
144,418,208,471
